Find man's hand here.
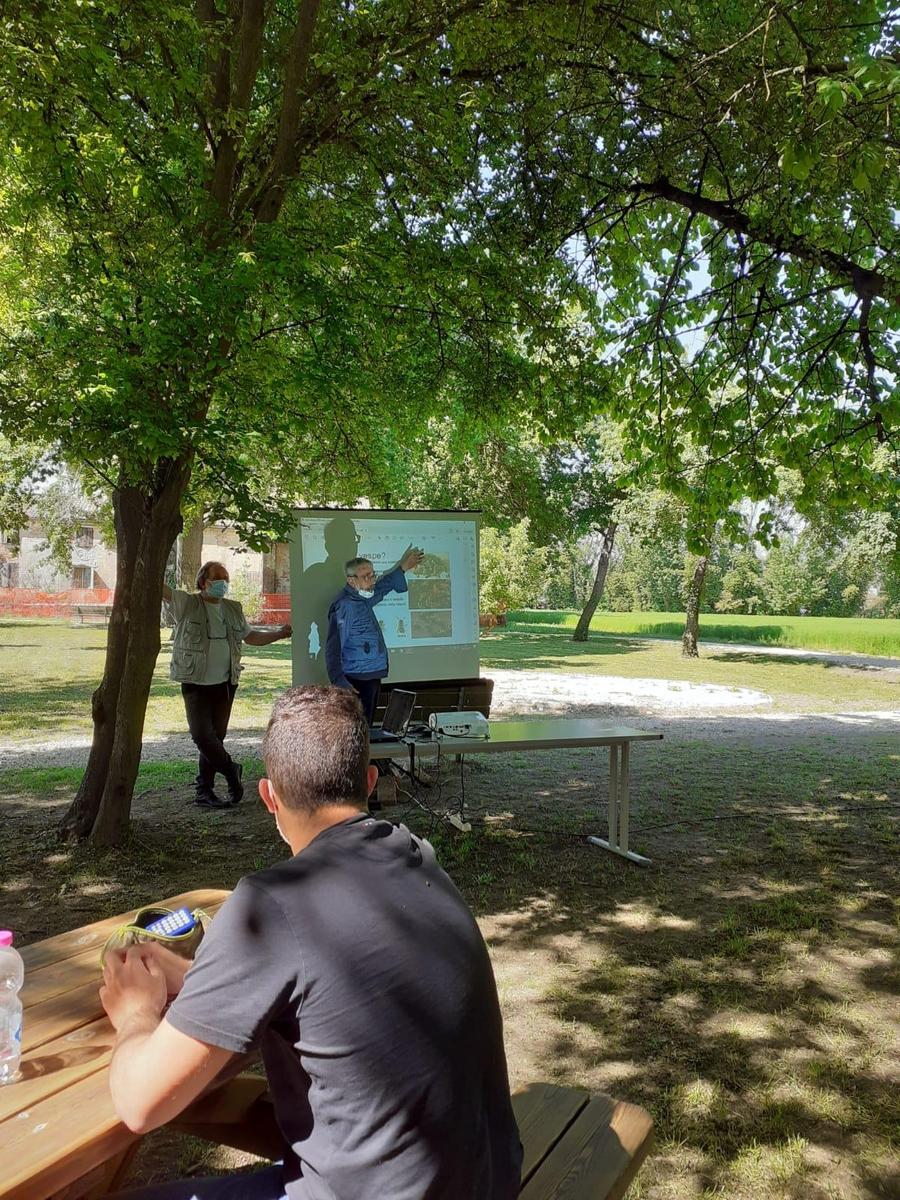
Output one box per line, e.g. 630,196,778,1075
101,946,168,1032
399,545,425,572
138,942,193,998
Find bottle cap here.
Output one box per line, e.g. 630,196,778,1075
0,932,13,948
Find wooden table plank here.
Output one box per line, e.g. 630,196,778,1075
22,949,107,1011
1,890,233,1200
0,1065,135,1200
519,1093,654,1200
23,980,104,1055
0,1018,114,1124
19,890,229,971
512,1082,589,1184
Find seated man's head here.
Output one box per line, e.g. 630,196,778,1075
259,687,377,844
345,557,376,593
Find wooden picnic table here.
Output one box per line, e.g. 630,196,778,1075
0,889,229,1200
1,888,653,1200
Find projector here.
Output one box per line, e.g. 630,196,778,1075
428,712,491,739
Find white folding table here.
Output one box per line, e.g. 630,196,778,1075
369,718,662,866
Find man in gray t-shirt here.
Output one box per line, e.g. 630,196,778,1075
101,686,522,1200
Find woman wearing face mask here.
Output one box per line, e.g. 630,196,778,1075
163,561,292,808
325,544,425,725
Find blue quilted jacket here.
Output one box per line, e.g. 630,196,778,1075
325,567,407,686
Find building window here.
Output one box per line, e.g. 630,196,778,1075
0,561,19,588
73,565,93,589
75,526,95,549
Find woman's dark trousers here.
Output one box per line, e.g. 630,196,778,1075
181,681,239,798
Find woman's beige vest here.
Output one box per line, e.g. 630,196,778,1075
169,594,246,684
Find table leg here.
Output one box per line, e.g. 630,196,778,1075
587,741,651,867
608,744,618,847
619,741,630,852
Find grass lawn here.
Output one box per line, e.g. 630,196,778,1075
480,629,900,714
510,610,900,657
2,618,899,743
0,620,897,1198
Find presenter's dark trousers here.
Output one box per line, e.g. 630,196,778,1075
181,681,238,791
346,675,381,726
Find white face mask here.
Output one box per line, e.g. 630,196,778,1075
357,588,375,599
274,812,292,847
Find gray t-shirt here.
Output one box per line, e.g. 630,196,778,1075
167,815,522,1200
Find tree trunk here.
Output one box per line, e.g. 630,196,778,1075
180,512,204,589
572,522,617,642
681,553,710,658
60,459,192,845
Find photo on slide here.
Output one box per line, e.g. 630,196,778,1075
416,551,450,578
408,578,452,610
411,610,453,638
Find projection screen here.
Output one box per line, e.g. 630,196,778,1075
290,509,481,686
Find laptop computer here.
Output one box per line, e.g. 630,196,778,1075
369,689,417,742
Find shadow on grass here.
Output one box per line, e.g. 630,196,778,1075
481,633,656,670
510,617,788,643
0,674,178,737
707,649,885,673
431,812,897,1198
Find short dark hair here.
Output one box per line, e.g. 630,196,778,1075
261,686,370,813
345,556,372,578
195,560,225,591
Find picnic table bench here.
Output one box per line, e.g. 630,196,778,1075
176,1073,654,1200
1,889,653,1200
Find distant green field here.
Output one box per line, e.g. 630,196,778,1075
508,610,900,657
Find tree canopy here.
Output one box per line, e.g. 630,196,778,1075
0,0,897,838
460,0,899,515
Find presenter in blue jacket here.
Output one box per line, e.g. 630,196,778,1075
325,545,425,724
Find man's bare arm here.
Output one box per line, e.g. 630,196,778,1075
101,947,235,1133
109,1013,235,1133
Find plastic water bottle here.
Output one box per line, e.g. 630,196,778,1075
0,931,24,1085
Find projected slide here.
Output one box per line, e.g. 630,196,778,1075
290,510,480,685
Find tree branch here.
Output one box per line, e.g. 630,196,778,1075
629,176,898,306
252,0,321,224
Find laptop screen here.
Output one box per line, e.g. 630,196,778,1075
381,689,416,734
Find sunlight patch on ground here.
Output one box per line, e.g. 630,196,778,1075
490,668,771,712
700,1011,781,1041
